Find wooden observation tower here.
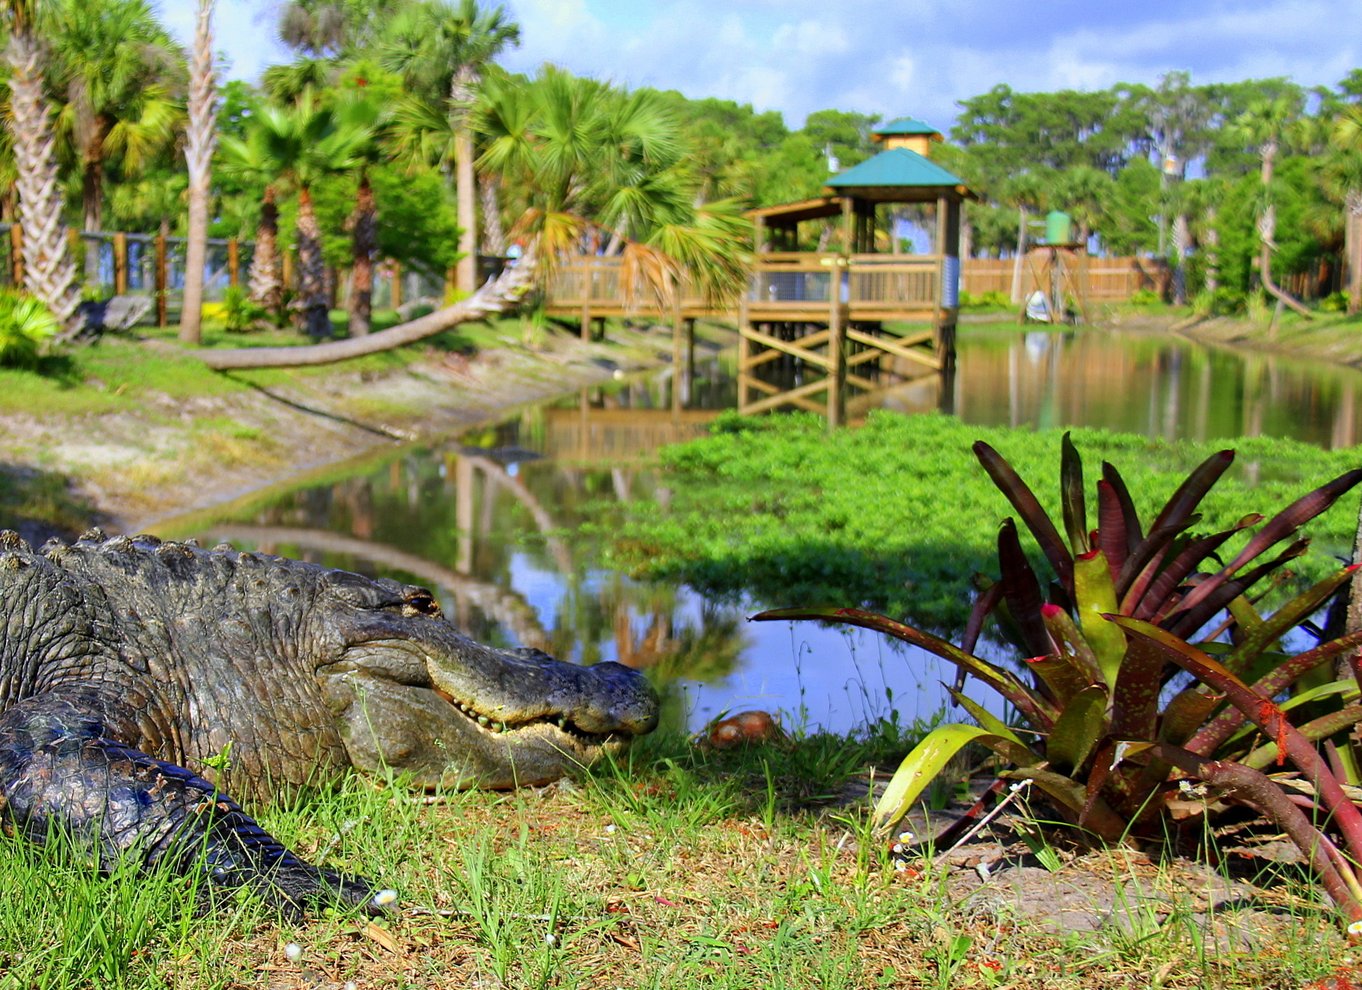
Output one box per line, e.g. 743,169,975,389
738,117,972,425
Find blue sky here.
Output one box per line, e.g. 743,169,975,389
165,0,1362,131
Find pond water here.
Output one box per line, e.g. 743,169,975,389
169,328,1362,736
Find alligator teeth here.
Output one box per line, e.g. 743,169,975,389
477,715,489,726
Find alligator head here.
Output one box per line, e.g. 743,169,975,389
312,569,659,789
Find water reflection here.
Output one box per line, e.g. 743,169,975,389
937,330,1362,448
169,330,1362,734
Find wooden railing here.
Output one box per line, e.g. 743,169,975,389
546,256,713,315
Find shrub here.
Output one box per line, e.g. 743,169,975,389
219,285,268,333
757,435,1362,923
0,290,59,368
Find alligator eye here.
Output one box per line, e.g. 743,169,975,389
400,590,441,617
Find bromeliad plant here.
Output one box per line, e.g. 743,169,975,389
756,435,1362,921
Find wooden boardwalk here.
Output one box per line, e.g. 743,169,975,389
544,251,953,425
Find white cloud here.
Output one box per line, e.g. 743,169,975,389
187,0,1362,128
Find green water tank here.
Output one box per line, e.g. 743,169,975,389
1045,210,1072,245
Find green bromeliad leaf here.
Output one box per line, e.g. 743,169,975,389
872,723,1032,832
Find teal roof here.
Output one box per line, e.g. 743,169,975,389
875,117,940,137
826,147,965,190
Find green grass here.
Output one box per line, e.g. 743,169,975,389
0,728,1347,989
598,410,1362,632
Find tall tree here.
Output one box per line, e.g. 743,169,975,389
1,0,79,332
179,0,218,344
46,0,181,280
1232,94,1312,317
220,90,370,338
1328,105,1362,315
383,0,520,294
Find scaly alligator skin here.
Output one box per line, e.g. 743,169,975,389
0,529,658,915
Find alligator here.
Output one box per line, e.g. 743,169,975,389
0,529,659,915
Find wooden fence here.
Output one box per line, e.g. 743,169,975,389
959,255,1169,301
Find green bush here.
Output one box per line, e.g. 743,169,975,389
1319,291,1351,314
0,290,59,368
959,290,1011,311
1127,287,1162,306
220,285,268,333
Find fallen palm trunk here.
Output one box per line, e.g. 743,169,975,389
198,256,536,370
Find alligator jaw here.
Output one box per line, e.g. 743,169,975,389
431,685,620,748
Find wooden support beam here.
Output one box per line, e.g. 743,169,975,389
113,232,127,295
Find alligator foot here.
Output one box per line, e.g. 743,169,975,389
0,693,384,919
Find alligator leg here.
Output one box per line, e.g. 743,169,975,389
0,693,379,918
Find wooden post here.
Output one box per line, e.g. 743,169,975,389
671,302,684,416
580,259,592,341
113,232,128,295
228,237,240,287
828,262,846,429
155,228,168,327
9,224,22,287
282,250,294,293
738,293,751,414
390,261,402,310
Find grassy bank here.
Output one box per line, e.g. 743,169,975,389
0,728,1346,990
0,314,685,536
600,411,1362,632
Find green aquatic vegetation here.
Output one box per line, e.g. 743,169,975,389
606,410,1362,631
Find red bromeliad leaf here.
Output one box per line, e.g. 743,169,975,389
1222,565,1360,674
998,519,1054,659
1124,524,1251,622
1164,540,1308,639
974,440,1073,590
1145,449,1236,546
1110,623,1170,740
1100,462,1143,558
1108,616,1362,864
962,579,1004,656
1173,469,1362,620
1024,653,1090,707
1047,683,1109,774
1040,604,1105,687
1114,514,1200,602
1094,480,1128,581
1160,683,1225,745
751,605,1055,730
1185,627,1362,756
1061,432,1089,555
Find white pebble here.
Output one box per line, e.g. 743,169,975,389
545,932,558,945
284,942,303,963
604,824,617,834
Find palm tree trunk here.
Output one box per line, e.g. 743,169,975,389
479,174,505,256
5,21,79,334
347,172,376,337
1348,193,1362,317
179,0,217,344
295,186,330,339
1256,140,1311,318
81,145,103,285
248,186,283,320
1009,205,1028,305
452,66,478,295
201,249,536,370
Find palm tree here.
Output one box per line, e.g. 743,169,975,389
220,91,370,338
478,68,750,307
46,0,182,282
1328,106,1362,316
1,0,79,332
179,0,217,344
382,0,520,293
1232,95,1312,318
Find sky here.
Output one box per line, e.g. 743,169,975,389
164,0,1362,132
